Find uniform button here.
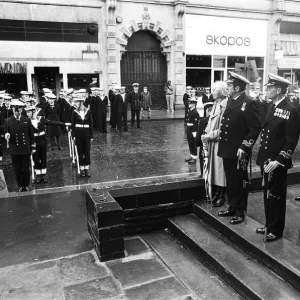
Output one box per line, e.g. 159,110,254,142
268,130,270,132
266,136,268,138
225,132,227,134
265,147,267,149
225,139,228,141
261,134,263,136
227,118,230,121
220,137,222,139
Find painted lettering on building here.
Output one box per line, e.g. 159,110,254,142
0,62,27,74
206,35,251,47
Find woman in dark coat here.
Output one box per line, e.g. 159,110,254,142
45,94,61,150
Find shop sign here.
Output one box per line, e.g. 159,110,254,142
0,62,27,74
186,15,268,56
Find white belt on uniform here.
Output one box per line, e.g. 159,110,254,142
75,124,90,128
34,131,45,136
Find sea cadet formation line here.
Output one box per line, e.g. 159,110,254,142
0,72,299,243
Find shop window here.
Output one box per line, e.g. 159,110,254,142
67,74,98,90
247,57,264,69
0,74,27,98
0,19,98,43
227,56,245,68
186,69,211,88
213,56,226,68
186,55,211,68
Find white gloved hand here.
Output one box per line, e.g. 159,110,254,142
192,132,196,138
5,133,10,140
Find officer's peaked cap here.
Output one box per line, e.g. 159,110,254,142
10,99,26,107
47,93,56,99
265,73,291,88
42,88,52,93
25,105,36,112
66,88,74,95
132,83,139,87
227,71,250,85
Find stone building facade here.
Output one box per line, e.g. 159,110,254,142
0,0,299,106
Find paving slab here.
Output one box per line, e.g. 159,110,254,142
0,261,64,300
106,253,171,288
143,231,242,300
64,276,124,300
57,252,109,287
124,237,150,256
124,276,192,300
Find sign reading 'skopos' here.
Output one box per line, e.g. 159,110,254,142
186,15,268,56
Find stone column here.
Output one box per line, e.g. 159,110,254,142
106,0,119,85
174,1,188,109
268,0,285,75
63,72,68,90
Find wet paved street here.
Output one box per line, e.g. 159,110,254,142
2,116,300,193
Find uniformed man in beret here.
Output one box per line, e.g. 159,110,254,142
257,74,300,241
4,100,36,192
218,72,261,225
129,83,142,128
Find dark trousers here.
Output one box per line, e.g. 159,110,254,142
33,143,47,170
223,157,249,217
97,112,107,133
110,104,118,128
198,141,204,175
187,131,197,157
184,105,189,124
0,137,3,157
131,109,141,127
76,136,91,166
11,154,31,187
261,166,287,236
117,110,128,131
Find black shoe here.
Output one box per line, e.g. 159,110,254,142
218,210,235,217
137,125,142,129
80,170,85,177
188,159,196,164
40,174,48,183
124,129,129,132
230,216,244,225
256,227,266,234
211,193,220,205
213,195,226,207
266,233,282,242
58,145,62,150
131,124,134,128
18,187,23,192
85,169,91,177
185,157,192,162
295,196,300,201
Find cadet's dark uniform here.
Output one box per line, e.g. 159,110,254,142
116,92,129,132
129,91,142,127
109,89,117,129
5,115,35,189
0,111,4,159
183,92,190,124
186,107,200,160
218,92,261,218
71,107,93,175
31,115,65,182
1,104,13,119
93,95,108,133
257,97,300,238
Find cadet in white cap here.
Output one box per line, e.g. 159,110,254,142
141,85,152,119
256,74,300,241
71,96,93,177
217,71,261,225
4,100,36,192
25,105,67,183
1,95,13,119
109,82,118,130
93,88,108,133
44,93,62,150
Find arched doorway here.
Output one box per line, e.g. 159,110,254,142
121,30,167,109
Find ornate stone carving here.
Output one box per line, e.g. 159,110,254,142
142,6,151,30
174,1,187,23
130,20,139,32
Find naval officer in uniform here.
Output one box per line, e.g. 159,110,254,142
218,72,261,224
256,74,300,241
4,99,36,191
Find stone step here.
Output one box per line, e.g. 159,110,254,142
169,214,300,300
143,230,242,300
193,202,300,293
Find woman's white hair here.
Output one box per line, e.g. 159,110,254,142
211,81,227,99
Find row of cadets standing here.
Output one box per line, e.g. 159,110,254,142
71,96,93,177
